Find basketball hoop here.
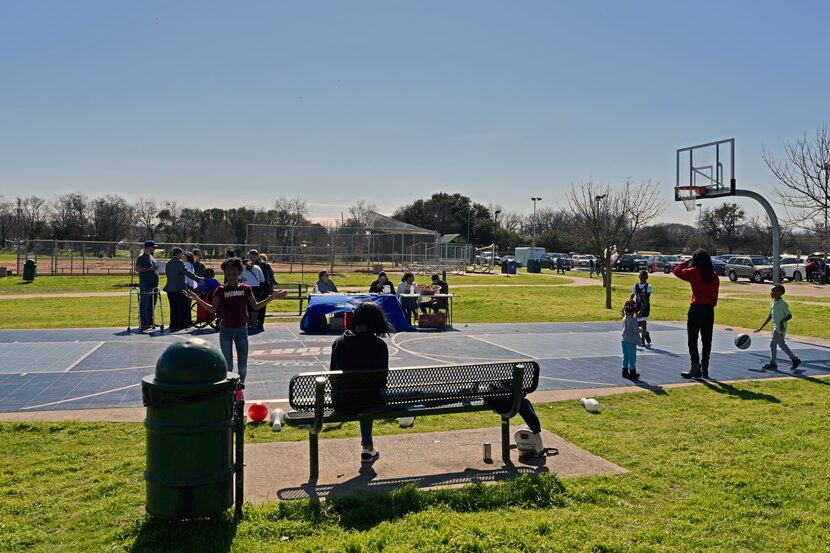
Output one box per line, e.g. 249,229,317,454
674,185,708,212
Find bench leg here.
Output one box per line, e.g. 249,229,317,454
309,432,319,480
501,416,512,466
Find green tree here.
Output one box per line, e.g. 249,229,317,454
700,203,745,253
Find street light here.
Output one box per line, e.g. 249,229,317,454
300,242,307,286
531,197,542,251
696,203,703,242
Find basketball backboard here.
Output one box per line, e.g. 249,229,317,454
675,138,735,203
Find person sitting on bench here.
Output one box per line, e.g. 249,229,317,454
329,302,393,464
419,274,449,314
483,392,545,457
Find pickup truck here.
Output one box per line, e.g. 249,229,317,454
725,256,773,283
614,254,647,272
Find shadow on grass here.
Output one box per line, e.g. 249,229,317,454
632,380,669,395
276,471,566,531
128,512,239,553
700,379,780,402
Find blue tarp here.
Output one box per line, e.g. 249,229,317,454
300,294,413,333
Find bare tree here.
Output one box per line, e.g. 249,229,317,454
49,193,90,240
567,179,664,309
762,126,830,253
272,197,309,227
346,200,378,227
158,200,183,242
18,196,47,239
0,197,17,246
136,198,163,240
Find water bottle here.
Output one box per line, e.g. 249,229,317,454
410,284,415,295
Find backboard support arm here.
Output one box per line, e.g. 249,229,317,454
734,190,781,284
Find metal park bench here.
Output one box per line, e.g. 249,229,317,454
284,361,540,479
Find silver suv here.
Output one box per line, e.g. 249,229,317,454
725,256,773,283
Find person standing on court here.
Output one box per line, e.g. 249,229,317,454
164,247,202,331
248,250,273,329
240,257,265,328
255,252,277,330
187,257,288,383
673,249,719,379
135,240,159,331
191,249,206,278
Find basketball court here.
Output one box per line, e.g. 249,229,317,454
1,321,828,412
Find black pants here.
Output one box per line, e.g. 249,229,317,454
167,292,190,329
254,286,269,328
687,304,715,369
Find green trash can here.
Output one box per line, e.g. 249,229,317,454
22,259,37,281
142,338,241,519
501,260,509,274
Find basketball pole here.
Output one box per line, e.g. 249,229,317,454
734,190,781,284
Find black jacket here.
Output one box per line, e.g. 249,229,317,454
329,330,388,413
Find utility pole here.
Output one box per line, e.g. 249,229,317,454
15,198,22,274
696,203,703,244
531,197,542,251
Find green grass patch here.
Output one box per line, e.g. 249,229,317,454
4,272,830,339
3,378,830,551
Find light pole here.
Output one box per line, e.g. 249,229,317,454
531,197,542,252
696,203,703,244
300,242,307,286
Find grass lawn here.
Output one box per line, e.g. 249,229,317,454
3,272,830,338
2,378,829,551
0,271,570,295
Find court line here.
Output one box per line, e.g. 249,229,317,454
538,375,618,387
63,341,105,372
20,383,141,410
391,334,453,365
466,335,534,359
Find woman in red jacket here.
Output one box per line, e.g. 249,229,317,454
673,249,719,379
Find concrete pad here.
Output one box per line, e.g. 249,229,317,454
243,427,627,503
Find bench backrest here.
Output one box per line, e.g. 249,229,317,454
288,361,540,410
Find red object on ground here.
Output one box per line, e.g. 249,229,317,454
247,402,269,422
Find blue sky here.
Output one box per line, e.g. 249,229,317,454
1,1,827,224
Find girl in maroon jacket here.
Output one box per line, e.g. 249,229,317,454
673,249,719,379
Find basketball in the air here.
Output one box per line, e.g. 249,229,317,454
735,334,751,350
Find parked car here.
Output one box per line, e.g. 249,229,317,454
779,257,806,281
546,253,572,270
575,254,596,268
725,256,773,283
614,254,647,272
647,255,683,274
501,255,520,267
711,257,727,275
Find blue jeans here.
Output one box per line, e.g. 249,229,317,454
219,325,249,382
359,417,374,447
621,342,637,370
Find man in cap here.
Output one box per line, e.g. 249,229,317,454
135,240,160,331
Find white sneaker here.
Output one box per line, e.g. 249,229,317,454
361,448,380,464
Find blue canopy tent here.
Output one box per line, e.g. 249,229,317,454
300,294,413,333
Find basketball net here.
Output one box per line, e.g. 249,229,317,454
675,186,707,212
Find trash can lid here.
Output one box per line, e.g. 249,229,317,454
154,338,227,384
